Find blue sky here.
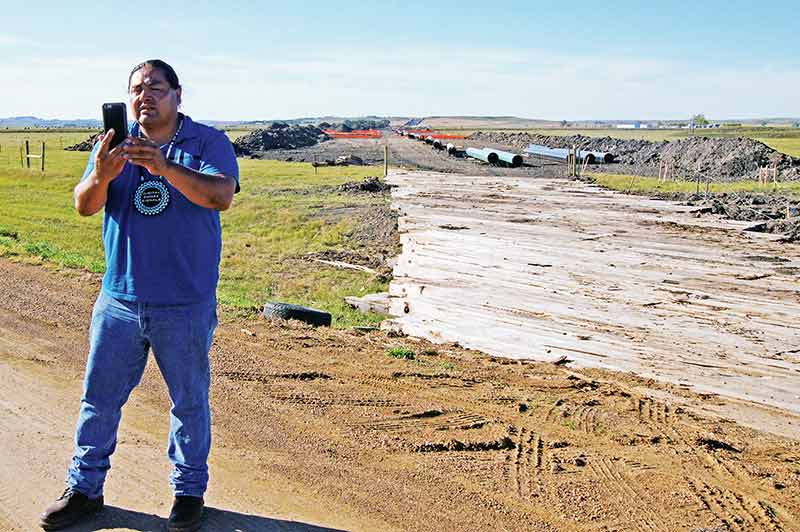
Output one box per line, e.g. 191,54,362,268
2,0,798,120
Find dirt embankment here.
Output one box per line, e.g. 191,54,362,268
233,123,331,156
469,131,800,182
1,256,800,532
64,133,100,151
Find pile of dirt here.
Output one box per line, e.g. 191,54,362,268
337,177,391,194
233,123,330,156
338,119,389,131
680,192,799,223
780,220,800,242
64,133,100,151
469,131,800,181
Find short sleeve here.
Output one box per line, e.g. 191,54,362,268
199,132,240,193
81,141,102,181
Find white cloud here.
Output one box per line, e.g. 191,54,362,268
1,47,797,120
0,34,38,47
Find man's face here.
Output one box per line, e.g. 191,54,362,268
128,66,181,127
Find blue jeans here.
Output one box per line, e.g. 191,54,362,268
66,291,217,498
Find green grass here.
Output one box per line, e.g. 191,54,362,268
385,346,416,360
0,130,390,327
587,172,800,197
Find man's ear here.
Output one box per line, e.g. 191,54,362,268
176,87,183,106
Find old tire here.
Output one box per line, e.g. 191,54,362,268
262,302,332,327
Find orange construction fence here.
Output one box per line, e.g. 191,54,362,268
324,129,382,139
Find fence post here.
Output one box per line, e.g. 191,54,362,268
25,140,30,169
383,145,389,177
41,141,46,172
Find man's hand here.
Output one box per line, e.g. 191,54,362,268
94,129,127,183
121,137,170,176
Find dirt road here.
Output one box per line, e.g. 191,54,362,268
250,134,565,177
1,258,799,531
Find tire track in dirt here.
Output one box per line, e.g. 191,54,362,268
686,477,792,531
505,427,543,501
588,457,672,532
353,410,491,433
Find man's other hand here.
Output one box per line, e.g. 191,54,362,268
121,137,170,177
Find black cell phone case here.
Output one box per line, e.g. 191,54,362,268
102,103,128,149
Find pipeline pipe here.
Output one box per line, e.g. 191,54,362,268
525,144,615,164
466,147,499,165
425,136,434,144
525,144,596,164
485,147,523,167
433,139,445,150
587,151,615,163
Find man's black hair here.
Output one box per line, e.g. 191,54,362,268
128,59,181,91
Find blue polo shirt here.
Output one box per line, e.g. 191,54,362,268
82,114,239,304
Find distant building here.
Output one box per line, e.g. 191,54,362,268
616,122,649,129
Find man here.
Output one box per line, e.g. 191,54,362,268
40,59,239,532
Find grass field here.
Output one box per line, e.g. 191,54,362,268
437,126,800,157
0,130,388,327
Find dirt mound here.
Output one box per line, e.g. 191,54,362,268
681,192,798,223
337,177,391,194
233,123,330,156
64,133,100,151
469,132,800,181
337,119,389,131
780,220,800,242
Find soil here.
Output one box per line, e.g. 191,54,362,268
64,133,99,151
1,258,799,531
233,123,331,156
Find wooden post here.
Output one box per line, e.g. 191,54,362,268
383,145,389,177
313,154,318,175
41,141,45,172
25,140,30,169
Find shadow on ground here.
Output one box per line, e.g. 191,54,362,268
67,505,347,531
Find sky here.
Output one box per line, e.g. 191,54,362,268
1,0,798,121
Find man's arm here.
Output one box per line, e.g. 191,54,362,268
160,163,236,211
74,130,127,216
122,133,238,211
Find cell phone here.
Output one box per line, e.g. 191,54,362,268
102,102,128,149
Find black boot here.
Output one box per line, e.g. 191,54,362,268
167,495,204,532
39,488,104,530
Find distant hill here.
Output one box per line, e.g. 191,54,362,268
0,116,102,129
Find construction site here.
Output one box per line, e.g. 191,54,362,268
2,116,798,532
